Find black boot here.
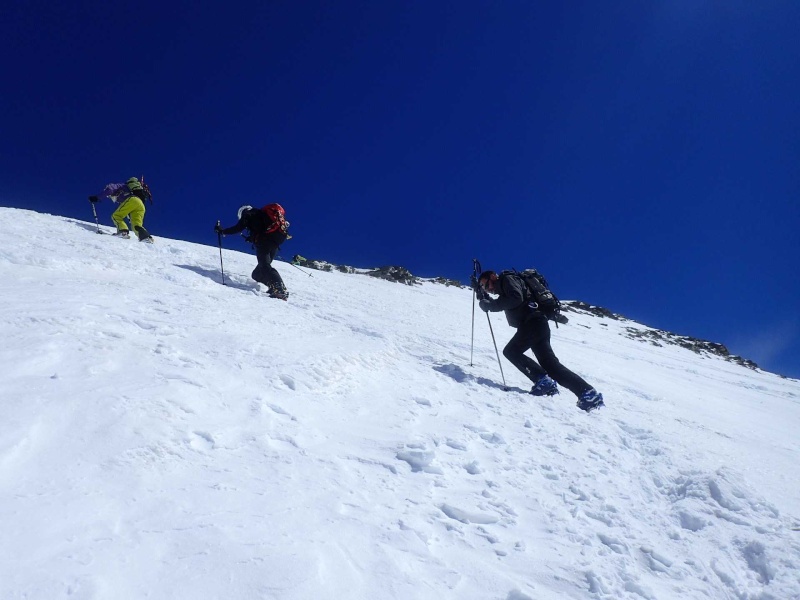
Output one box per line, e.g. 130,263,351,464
134,225,154,243
268,285,289,300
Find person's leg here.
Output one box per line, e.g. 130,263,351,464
128,199,152,241
251,246,269,285
263,245,286,292
528,313,593,397
253,243,286,292
133,225,152,241
111,198,134,233
503,323,547,383
127,198,152,241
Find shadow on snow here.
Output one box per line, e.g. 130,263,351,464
175,264,255,292
433,363,527,394
68,218,108,235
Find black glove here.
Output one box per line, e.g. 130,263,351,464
470,275,480,291
479,299,491,312
214,224,223,234
88,195,99,203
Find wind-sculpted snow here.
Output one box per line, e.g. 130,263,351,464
1,207,799,599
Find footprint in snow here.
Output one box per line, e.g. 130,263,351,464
267,402,297,421
445,439,467,451
597,533,627,554
640,546,673,574
189,431,215,451
279,374,297,390
464,461,482,475
396,444,442,474
439,503,499,525
464,424,506,445
479,432,506,445
539,464,560,480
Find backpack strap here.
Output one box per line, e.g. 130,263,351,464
501,269,530,302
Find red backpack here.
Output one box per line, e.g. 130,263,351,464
262,203,289,234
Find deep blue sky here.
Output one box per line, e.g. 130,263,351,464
3,1,799,378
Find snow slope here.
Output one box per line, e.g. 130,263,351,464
1,207,799,600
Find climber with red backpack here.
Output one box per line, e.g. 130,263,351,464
215,204,291,300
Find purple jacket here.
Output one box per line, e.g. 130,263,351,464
95,183,129,203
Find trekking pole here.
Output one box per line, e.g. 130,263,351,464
485,312,508,391
288,262,313,277
216,221,226,286
470,290,476,366
89,199,104,234
472,258,508,390
279,256,313,277
469,258,481,367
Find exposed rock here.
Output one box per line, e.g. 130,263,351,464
290,255,457,285
365,266,420,286
563,300,628,321
562,301,758,370
431,276,465,288
292,255,354,273
305,260,334,272
622,326,759,369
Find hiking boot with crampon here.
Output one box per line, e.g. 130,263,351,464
530,374,559,397
577,389,605,412
112,230,130,238
268,287,289,301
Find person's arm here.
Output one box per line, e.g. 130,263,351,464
219,218,246,236
89,183,125,203
480,276,526,312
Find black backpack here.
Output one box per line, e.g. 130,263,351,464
515,268,568,324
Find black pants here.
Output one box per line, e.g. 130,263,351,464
503,312,592,397
253,242,286,291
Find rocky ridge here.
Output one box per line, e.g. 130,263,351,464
563,301,759,370
290,255,463,287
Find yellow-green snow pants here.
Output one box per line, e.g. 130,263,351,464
111,197,146,233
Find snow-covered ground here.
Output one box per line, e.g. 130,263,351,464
1,206,799,600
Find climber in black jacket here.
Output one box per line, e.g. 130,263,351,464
476,270,604,412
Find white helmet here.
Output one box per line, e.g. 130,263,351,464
237,205,253,220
